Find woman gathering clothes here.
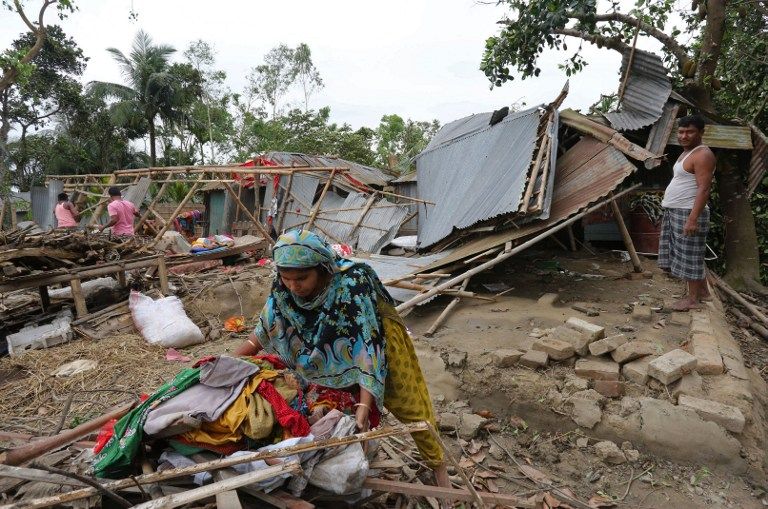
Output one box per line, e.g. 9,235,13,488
234,230,449,486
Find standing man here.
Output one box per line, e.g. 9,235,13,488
658,114,716,311
54,192,80,228
99,186,140,236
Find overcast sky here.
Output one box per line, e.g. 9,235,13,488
1,0,674,129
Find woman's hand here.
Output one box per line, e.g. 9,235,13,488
355,404,370,432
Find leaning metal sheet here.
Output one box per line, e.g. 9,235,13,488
357,198,410,253
353,252,450,303
280,173,320,232
416,106,541,249
123,177,152,207
421,136,637,271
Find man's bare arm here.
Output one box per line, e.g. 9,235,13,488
685,150,716,236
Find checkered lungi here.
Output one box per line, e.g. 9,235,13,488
657,207,709,280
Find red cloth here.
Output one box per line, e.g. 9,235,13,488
256,381,311,437
307,384,381,428
192,356,217,368
251,354,287,370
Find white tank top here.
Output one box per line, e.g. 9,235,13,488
661,145,706,209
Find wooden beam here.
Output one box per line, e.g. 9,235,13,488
362,478,534,507
425,278,470,336
222,181,274,245
349,193,377,239
306,169,336,230
157,257,170,295
69,278,88,317
135,171,175,231
277,173,294,233
149,180,202,247
609,196,643,272
88,174,116,226
0,465,86,487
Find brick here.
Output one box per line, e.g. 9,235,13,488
532,338,575,361
520,350,548,369
491,349,524,368
691,333,724,375
678,395,746,433
548,326,592,356
537,293,560,306
588,334,628,356
594,380,625,398
575,357,620,381
670,371,704,402
722,354,750,380
632,304,654,323
648,349,698,385
611,341,657,364
690,312,715,335
566,317,606,341
622,356,656,385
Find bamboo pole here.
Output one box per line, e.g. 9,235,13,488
389,280,493,301
131,461,302,509
306,168,337,230
609,196,643,272
277,173,294,233
395,184,642,312
135,171,175,231
425,278,470,336
711,273,768,328
520,119,552,212
222,181,275,245
0,402,134,466
349,193,377,239
533,128,554,212
6,422,431,509
149,179,202,247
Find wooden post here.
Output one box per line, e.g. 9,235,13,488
10,200,17,229
149,181,202,247
88,174,117,226
135,171,175,231
425,279,470,336
349,192,377,239
567,225,578,252
39,286,50,311
157,257,170,295
306,169,336,230
276,173,294,233
117,270,127,287
234,183,243,223
222,181,275,245
609,197,642,272
69,278,88,317
395,184,642,313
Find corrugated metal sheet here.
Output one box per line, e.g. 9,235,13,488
264,151,393,188
645,102,680,155
357,198,410,253
604,49,672,131
421,136,637,270
393,181,419,233
421,112,496,153
318,192,368,244
31,180,63,229
354,252,450,303
749,124,768,196
392,172,417,183
123,177,151,206
279,173,319,232
666,122,753,149
415,106,542,249
312,191,347,238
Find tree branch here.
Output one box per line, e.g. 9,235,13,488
0,0,54,93
571,11,691,64
554,28,633,53
14,0,37,32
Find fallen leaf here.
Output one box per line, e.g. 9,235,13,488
509,416,527,429
486,477,500,493
470,451,487,464
459,457,475,469
468,439,484,454
587,495,617,508
476,409,495,418
544,492,562,507
475,470,498,479
520,464,553,485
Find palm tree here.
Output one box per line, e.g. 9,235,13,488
90,31,177,166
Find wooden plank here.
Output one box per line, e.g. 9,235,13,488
0,247,80,263
348,193,377,239
39,285,50,311
277,173,294,233
69,278,88,317
610,197,643,273
362,478,534,507
0,465,86,487
157,257,170,295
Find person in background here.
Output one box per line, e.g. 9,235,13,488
99,186,140,236
658,114,716,311
234,230,451,489
54,192,80,228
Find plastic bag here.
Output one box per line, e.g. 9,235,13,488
129,291,205,348
309,442,369,494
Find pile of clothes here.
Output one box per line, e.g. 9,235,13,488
92,355,376,495
190,234,235,254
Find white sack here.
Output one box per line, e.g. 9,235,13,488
129,291,204,348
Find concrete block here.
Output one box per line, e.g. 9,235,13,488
594,380,625,398
648,349,698,385
575,357,620,381
532,338,575,361
622,355,656,385
566,317,606,341
611,341,657,364
722,354,750,380
588,334,628,356
537,293,560,306
520,350,548,369
678,395,746,433
491,349,524,368
438,412,460,431
548,325,592,356
670,372,704,402
691,333,724,375
567,389,604,429
632,304,654,322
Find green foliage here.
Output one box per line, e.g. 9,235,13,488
374,114,440,173
248,44,298,118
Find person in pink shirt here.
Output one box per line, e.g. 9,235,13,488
55,192,80,228
99,187,139,236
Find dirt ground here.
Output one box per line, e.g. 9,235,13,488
1,248,767,508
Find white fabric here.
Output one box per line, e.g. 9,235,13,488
662,145,706,209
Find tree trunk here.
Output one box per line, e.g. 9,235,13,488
717,154,763,289
148,121,157,166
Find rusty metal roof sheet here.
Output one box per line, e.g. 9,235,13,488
603,49,672,131
666,122,753,150
420,136,637,270
264,152,393,188
415,106,543,249
749,124,768,196
645,102,680,155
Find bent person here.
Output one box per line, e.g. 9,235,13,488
99,186,140,236
235,230,451,488
54,192,80,228
658,114,716,311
